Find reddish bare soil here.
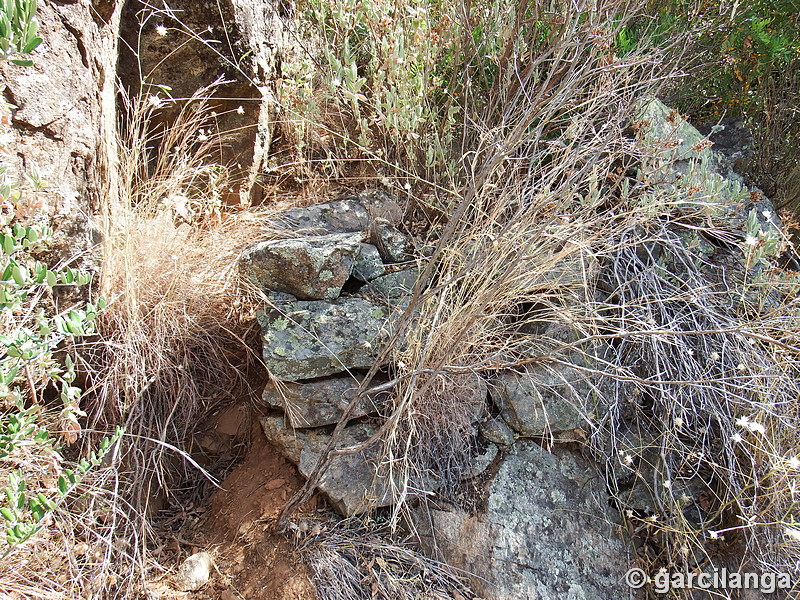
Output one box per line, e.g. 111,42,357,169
149,411,317,600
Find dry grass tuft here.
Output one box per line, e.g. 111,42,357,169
298,517,478,600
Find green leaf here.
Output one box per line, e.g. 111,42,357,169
0,507,14,522
57,476,68,496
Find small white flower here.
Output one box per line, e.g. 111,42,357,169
623,454,634,465
647,514,659,523
745,235,759,247
747,421,766,435
156,24,168,36
197,131,209,141
762,210,772,219
789,457,800,470
730,433,743,443
736,416,750,428
403,181,412,191
709,530,719,540
625,509,634,518
674,417,684,428
663,480,672,489
784,527,800,542
148,95,162,108
710,352,720,361
236,105,245,115
736,363,746,371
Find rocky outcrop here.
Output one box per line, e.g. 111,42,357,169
414,443,630,600
241,233,364,300
118,0,288,205
261,375,389,428
258,297,397,380
261,416,395,516
0,1,122,263
242,191,420,515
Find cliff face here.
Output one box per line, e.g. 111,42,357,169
0,1,120,261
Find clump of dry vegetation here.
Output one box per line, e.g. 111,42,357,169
3,0,800,598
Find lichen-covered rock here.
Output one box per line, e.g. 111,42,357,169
259,297,395,380
414,444,628,600
479,417,516,446
353,244,386,282
274,197,373,235
374,222,412,263
364,268,419,298
260,416,394,516
261,374,390,428
490,365,598,436
240,232,362,300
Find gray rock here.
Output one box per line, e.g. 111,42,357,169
274,197,373,235
637,98,718,166
373,222,412,263
262,375,390,428
460,442,499,480
175,551,213,592
479,417,516,446
490,361,603,436
364,268,419,298
240,232,362,300
352,243,386,282
259,297,395,380
261,416,394,516
636,98,778,228
414,444,629,600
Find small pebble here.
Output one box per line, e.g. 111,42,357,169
175,551,213,591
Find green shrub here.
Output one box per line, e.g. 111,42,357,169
0,0,121,550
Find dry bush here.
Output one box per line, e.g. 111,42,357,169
63,85,289,596
297,517,478,600
374,0,683,522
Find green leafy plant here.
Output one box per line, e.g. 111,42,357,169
0,0,42,66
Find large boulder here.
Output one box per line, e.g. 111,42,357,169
258,297,396,380
261,374,390,428
240,232,363,300
414,443,630,600
261,416,394,516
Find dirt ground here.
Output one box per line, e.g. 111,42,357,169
148,410,318,600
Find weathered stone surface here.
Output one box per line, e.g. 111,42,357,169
175,551,214,592
261,374,390,428
119,0,284,205
374,222,412,263
636,98,779,233
364,268,419,298
490,366,593,436
273,191,406,236
0,2,120,265
492,321,608,436
240,232,362,300
414,444,629,600
274,197,372,235
261,416,394,516
353,243,386,282
460,442,498,480
258,297,394,380
479,417,516,446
